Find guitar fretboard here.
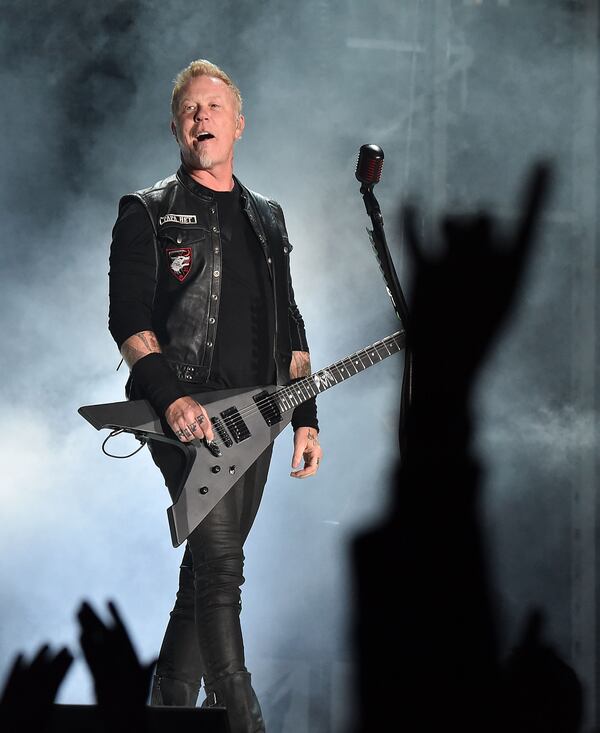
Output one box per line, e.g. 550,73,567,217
274,330,406,413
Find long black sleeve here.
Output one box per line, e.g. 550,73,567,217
108,198,157,349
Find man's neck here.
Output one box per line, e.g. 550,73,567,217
184,163,235,192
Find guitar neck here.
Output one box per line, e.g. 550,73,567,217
275,330,406,413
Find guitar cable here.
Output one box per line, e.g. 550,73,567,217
102,429,147,459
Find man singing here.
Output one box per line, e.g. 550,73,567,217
108,59,322,733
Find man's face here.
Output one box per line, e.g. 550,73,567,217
171,75,244,174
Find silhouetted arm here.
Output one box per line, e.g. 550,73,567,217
77,600,154,731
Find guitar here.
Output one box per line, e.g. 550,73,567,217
79,330,405,547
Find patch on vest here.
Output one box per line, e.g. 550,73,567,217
159,214,198,225
166,247,192,281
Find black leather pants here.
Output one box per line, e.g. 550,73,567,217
148,438,272,732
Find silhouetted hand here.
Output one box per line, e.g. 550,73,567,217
77,600,155,710
403,163,552,396
0,644,73,729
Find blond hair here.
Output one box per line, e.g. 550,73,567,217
171,59,243,119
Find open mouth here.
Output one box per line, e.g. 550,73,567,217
195,132,215,141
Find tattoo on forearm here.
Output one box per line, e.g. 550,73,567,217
121,330,162,367
138,331,160,351
290,351,311,379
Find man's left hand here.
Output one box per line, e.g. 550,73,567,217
291,427,322,479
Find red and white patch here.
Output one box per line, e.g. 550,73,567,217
166,247,192,282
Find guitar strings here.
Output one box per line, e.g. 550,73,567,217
203,333,404,449
214,334,402,429
217,334,400,425
234,333,402,419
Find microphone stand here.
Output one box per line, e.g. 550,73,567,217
360,183,413,458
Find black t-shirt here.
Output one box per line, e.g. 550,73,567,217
205,180,276,388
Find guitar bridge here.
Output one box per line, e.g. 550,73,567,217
253,391,283,426
211,416,233,447
220,406,251,443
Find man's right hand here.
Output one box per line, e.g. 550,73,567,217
164,396,214,443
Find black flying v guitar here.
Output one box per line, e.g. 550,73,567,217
79,330,405,547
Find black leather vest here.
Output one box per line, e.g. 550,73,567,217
121,167,306,387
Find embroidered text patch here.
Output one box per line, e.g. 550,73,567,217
159,214,198,226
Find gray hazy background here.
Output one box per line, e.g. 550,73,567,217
1,1,599,730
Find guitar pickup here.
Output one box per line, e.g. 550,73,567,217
253,391,283,426
220,406,251,443
211,416,233,447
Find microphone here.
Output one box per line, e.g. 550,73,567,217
355,144,384,186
